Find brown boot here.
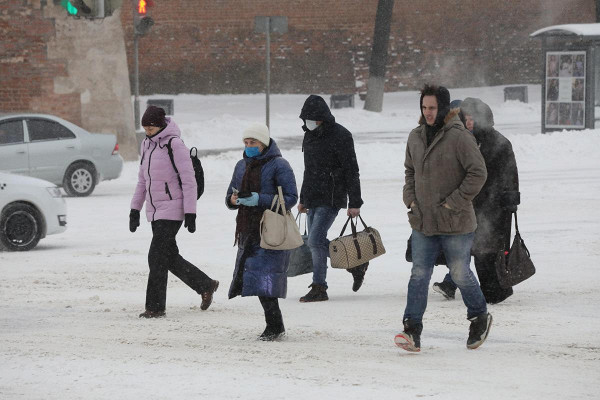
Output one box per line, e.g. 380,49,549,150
200,280,219,310
299,284,328,303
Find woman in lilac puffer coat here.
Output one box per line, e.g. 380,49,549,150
129,106,218,318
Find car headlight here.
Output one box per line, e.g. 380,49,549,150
46,187,62,198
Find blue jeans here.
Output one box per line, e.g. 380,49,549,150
403,229,487,323
306,206,340,288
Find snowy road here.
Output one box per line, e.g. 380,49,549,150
2,137,600,400
1,88,599,399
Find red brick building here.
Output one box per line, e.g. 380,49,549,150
121,0,595,95
0,0,595,121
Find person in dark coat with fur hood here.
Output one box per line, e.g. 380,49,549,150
432,97,520,305
395,85,492,353
225,123,298,341
296,95,367,303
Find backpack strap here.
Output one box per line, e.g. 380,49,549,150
165,137,183,189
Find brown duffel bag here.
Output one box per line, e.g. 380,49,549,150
329,215,386,269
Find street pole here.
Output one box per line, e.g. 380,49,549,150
265,17,271,128
255,16,286,129
133,1,140,131
134,34,140,130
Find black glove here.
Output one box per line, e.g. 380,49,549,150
129,209,140,233
184,213,196,233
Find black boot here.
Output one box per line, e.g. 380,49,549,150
348,262,369,292
467,312,493,349
299,284,329,302
259,297,285,341
394,319,423,352
259,325,286,341
139,310,166,318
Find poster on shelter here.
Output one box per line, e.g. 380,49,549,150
545,51,585,129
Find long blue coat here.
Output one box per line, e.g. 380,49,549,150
225,140,298,299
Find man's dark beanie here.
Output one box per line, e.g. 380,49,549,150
141,106,167,128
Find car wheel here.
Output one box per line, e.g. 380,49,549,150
0,203,43,251
63,162,96,197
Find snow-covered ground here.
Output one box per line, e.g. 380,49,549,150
1,85,599,399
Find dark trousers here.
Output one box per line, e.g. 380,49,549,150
146,220,212,312
473,253,513,304
258,296,283,329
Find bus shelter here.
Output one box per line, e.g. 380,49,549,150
531,23,600,132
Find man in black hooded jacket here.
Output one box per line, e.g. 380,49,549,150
297,95,366,302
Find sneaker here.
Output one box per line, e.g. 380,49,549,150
394,319,423,352
432,281,456,300
349,262,369,292
200,280,219,310
467,312,493,349
139,310,165,318
259,325,286,341
299,284,328,303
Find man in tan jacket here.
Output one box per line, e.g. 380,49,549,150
394,84,492,352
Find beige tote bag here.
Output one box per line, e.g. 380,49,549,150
260,186,303,250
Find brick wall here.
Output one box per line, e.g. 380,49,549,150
1,0,595,117
121,0,595,95
0,0,81,123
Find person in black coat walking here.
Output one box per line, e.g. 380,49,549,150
432,98,520,304
297,95,366,302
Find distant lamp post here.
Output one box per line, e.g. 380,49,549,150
254,16,288,128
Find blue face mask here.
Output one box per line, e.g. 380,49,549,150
245,146,261,158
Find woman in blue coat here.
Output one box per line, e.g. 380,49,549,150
225,123,298,341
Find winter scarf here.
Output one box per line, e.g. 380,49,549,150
234,156,274,245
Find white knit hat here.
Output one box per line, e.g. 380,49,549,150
242,123,270,147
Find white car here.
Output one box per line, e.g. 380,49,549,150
0,113,124,196
0,172,67,251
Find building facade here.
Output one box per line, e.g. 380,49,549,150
120,0,595,95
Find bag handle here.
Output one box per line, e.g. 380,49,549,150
503,211,520,253
268,186,287,215
277,186,286,214
357,215,369,230
295,211,307,235
338,216,359,238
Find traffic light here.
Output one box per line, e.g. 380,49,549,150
58,0,122,19
134,0,154,36
59,0,93,17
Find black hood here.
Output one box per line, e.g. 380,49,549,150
299,95,336,124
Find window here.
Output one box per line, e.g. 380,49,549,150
27,119,76,141
0,120,25,145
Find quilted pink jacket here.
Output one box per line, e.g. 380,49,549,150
130,118,197,221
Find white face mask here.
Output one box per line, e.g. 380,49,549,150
305,120,318,131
